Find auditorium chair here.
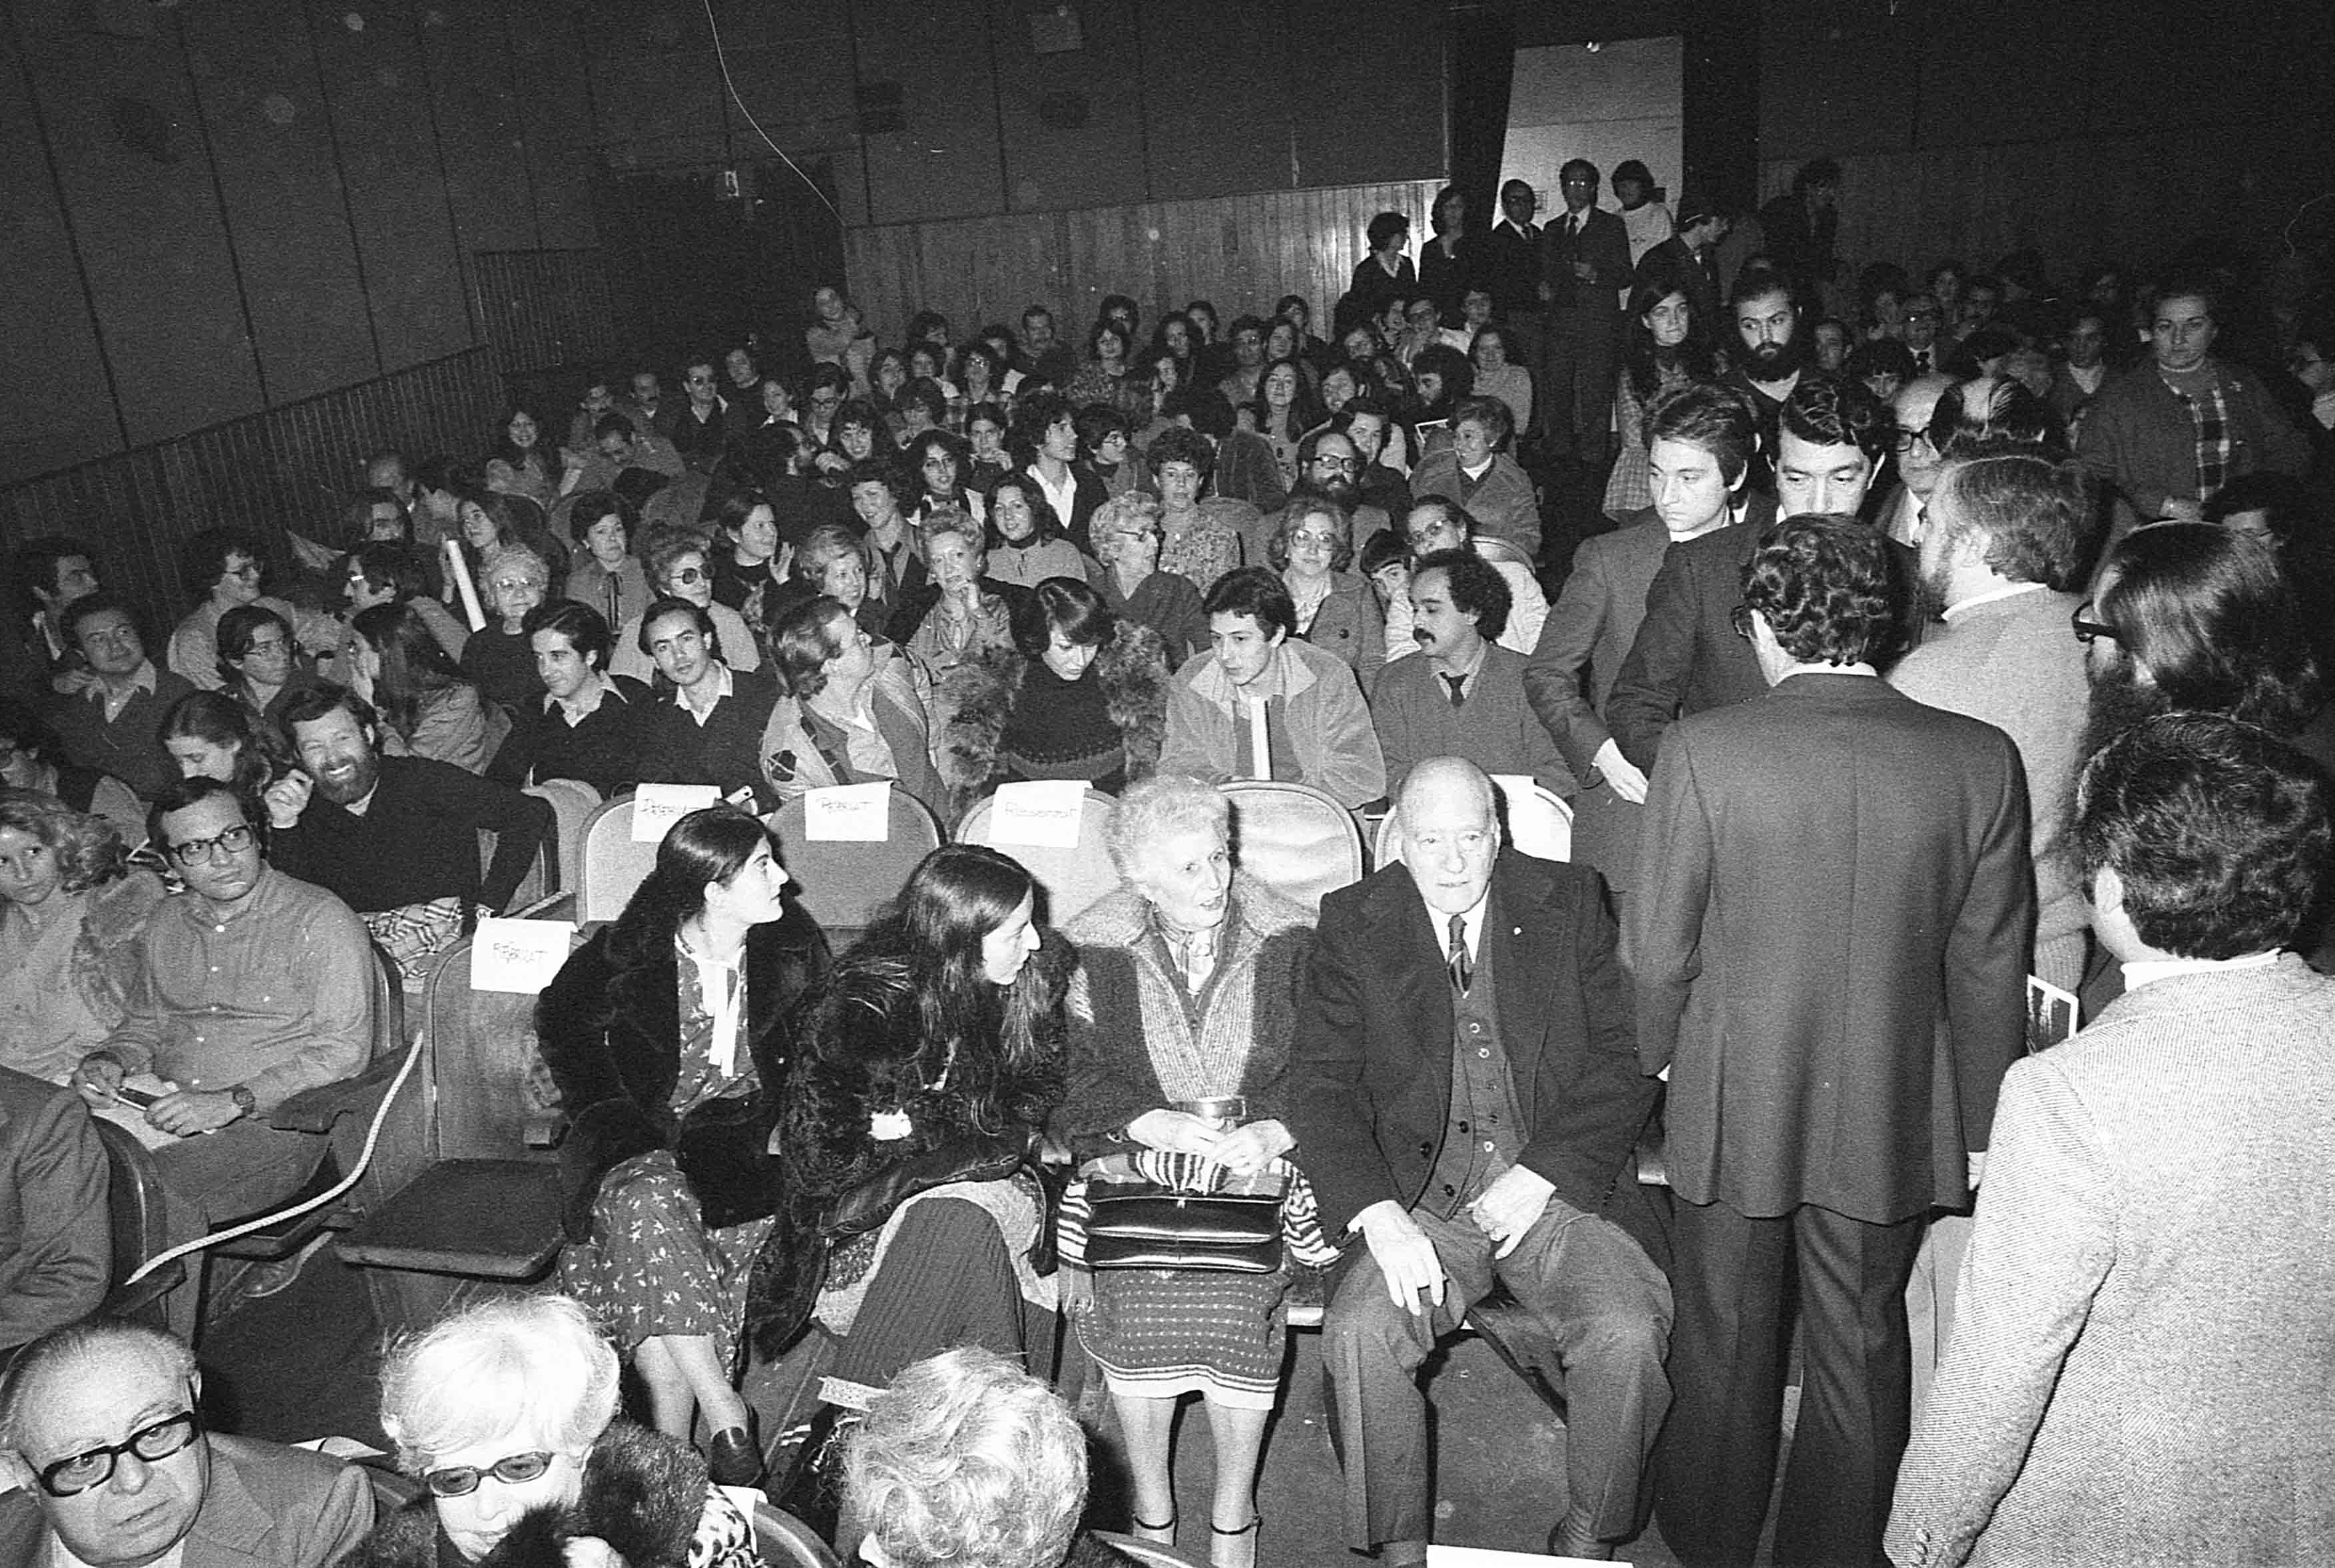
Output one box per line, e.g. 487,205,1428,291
1216,780,1366,914
953,786,1121,927
768,784,944,947
1373,776,1575,866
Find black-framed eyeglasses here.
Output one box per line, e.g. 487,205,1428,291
2069,602,2121,647
33,1404,202,1497
421,1451,559,1498
1888,425,1932,453
168,824,255,868
670,567,707,585
1730,602,1755,640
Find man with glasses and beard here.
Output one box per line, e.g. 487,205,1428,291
1251,429,1389,574
0,1319,372,1568
264,686,551,971
73,778,378,1336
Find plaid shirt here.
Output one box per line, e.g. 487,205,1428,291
2163,372,2234,503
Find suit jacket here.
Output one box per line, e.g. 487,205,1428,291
1286,852,1661,1257
537,910,830,1237
1886,958,2335,1568
1481,220,1543,320
1539,207,1633,318
0,1435,374,1568
1601,493,1780,771
1631,674,2033,1224
1633,236,1720,338
1524,507,1676,889
0,1068,108,1351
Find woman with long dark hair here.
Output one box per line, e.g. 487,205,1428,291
756,844,1071,1411
537,806,830,1483
1603,280,1717,520
485,403,559,512
350,601,497,771
160,689,281,806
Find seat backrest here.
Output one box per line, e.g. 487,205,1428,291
525,778,605,896
577,798,659,924
1374,777,1575,866
1218,780,1364,914
752,1503,843,1568
953,787,1122,928
769,786,944,941
91,1118,168,1318
418,921,579,1164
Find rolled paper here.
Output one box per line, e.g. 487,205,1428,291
444,538,487,632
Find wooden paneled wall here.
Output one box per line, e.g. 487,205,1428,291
1,350,504,638
842,180,1443,346
473,250,621,376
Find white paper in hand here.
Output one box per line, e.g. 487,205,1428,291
631,783,721,842
471,917,577,993
804,781,892,840
987,779,1086,848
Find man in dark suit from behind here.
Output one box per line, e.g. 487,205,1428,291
1631,195,1728,340
0,1320,373,1568
1289,758,1671,1563
1537,159,1634,463
1631,515,2033,1568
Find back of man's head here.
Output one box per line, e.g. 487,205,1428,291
2094,523,2320,732
1927,445,2095,590
1742,513,1897,667
2074,712,2330,960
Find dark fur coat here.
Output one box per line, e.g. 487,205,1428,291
934,621,1169,812
345,1421,712,1568
746,930,1075,1354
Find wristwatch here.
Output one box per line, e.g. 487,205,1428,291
227,1085,258,1121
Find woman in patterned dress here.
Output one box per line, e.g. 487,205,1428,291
537,806,830,1485
1057,776,1317,1568
359,1293,760,1568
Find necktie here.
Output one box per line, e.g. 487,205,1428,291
1447,913,1471,995
1442,673,1467,708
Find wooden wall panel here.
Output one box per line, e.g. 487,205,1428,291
17,0,265,448
180,0,379,407
0,19,120,484
0,349,504,637
473,252,619,376
306,0,471,372
843,179,1438,349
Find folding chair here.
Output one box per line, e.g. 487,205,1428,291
768,785,945,947
953,786,1122,927
1217,780,1366,915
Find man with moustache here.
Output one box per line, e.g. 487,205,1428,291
1251,429,1390,573
1724,268,1808,457
1382,498,1549,666
1370,551,1573,800
265,684,551,963
75,778,377,1335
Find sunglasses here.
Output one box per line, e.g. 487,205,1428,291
35,1404,201,1497
422,1451,559,1497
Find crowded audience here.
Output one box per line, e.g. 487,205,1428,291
2,153,2333,1568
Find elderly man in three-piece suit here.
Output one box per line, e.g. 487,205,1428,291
1631,517,2033,1568
1289,758,1671,1564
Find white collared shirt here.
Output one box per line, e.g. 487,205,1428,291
1422,888,1489,964
2121,949,2279,993
674,661,734,724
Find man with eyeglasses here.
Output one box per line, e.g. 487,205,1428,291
165,529,330,696
1873,373,1955,549
664,362,728,476
73,777,376,1336
1248,430,1390,575
0,1319,373,1568
45,597,196,802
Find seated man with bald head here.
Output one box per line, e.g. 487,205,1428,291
0,1319,373,1568
1286,758,1670,1563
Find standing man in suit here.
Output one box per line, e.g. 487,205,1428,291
1537,160,1634,463
1603,376,1890,774
1632,516,2033,1568
0,1320,374,1568
1886,714,2335,1568
1481,180,1545,374
1527,384,1764,895
1290,758,1671,1564
1632,196,1727,336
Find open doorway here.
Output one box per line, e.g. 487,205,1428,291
1501,36,1683,268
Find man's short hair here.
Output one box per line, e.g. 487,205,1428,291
523,599,613,670
637,596,716,654
180,527,264,596
63,592,142,649
1450,394,1513,448
1406,495,1478,541
1202,566,1297,641
1163,387,1236,441
146,774,254,858
0,1320,197,1453
894,378,947,423
1560,157,1599,184
1645,382,1760,483
1742,514,1896,666
2095,524,2322,734
280,681,378,738
2073,712,2330,959
1792,157,1842,193
1780,375,1890,460
1729,266,1794,312
1846,338,1917,384
1928,446,2095,589
1020,304,1053,329
592,411,635,443
2153,272,2221,324
1412,548,1511,643
352,541,429,603
11,536,92,617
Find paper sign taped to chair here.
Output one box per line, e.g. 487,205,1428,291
987,779,1086,848
1428,1546,1631,1568
471,917,577,993
804,781,892,840
631,783,721,842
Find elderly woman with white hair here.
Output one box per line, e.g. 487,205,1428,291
351,1293,758,1568
842,1348,1118,1568
1055,775,1322,1568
